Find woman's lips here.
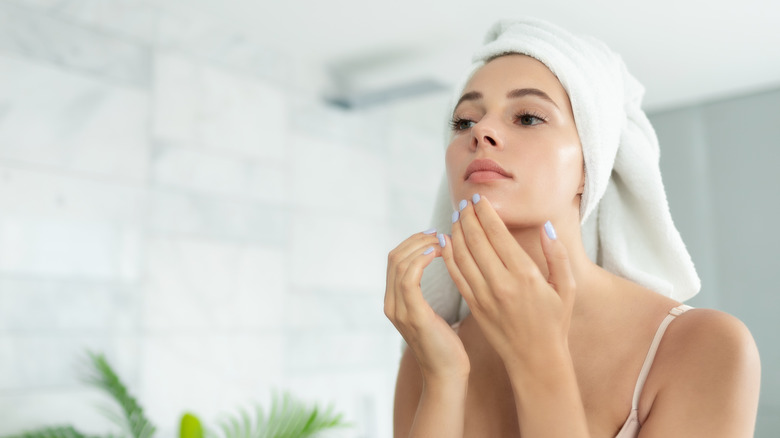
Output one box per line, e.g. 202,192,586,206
464,159,512,183
467,170,512,183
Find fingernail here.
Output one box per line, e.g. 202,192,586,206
458,199,468,211
452,210,460,223
422,227,436,235
472,193,481,204
423,246,434,255
437,233,446,248
544,220,557,240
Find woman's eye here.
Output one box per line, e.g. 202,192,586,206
517,114,545,126
450,118,476,131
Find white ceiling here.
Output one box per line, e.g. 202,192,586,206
162,0,780,111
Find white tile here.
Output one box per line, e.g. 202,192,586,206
147,189,289,245
143,236,286,330
0,277,139,332
152,52,288,162
140,333,284,437
386,126,445,193
0,3,150,86
286,290,389,331
0,388,119,436
289,134,388,219
25,0,160,44
288,99,378,148
0,334,142,390
156,8,289,83
284,331,396,373
0,217,143,280
0,56,151,182
152,143,288,203
0,166,147,222
289,211,388,291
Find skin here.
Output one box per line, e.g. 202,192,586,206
384,54,761,437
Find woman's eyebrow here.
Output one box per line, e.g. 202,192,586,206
454,88,560,110
455,91,482,108
507,88,560,109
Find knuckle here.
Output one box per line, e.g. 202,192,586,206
400,276,418,293
395,260,410,276
493,286,513,303
388,250,400,265
530,275,547,290
395,312,409,328
407,316,424,332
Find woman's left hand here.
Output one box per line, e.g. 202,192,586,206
439,195,576,367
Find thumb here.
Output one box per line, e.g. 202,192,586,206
540,220,575,304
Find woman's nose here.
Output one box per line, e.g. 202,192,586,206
471,120,503,151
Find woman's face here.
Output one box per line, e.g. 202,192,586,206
445,54,584,228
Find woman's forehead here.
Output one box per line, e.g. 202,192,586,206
460,54,571,110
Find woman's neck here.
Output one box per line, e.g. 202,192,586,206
506,221,608,314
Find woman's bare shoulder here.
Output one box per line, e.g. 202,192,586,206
663,307,759,366
640,307,761,437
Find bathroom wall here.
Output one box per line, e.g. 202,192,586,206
1,1,777,437
649,89,780,437
0,1,447,436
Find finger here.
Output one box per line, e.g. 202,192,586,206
386,231,440,300
438,232,476,306
397,244,441,310
540,220,576,304
472,194,536,272
394,244,441,325
387,229,440,280
450,211,490,305
456,199,507,283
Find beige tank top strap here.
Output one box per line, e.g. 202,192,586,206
630,304,694,410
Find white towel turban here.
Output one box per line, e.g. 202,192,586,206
421,17,701,324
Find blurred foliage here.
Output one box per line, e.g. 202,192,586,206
214,392,347,438
3,352,348,438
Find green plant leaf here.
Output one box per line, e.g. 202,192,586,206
82,351,156,438
215,391,348,438
180,413,204,438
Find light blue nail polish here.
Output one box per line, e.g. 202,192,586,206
452,210,460,223
422,227,436,235
544,220,557,240
423,246,434,255
437,233,446,248
472,193,481,204
458,199,468,211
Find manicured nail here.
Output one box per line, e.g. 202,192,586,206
422,227,436,235
544,220,557,240
458,199,468,211
451,210,460,223
423,246,434,255
472,193,481,204
437,233,446,248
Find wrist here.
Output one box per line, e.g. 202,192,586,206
505,340,573,392
422,367,470,391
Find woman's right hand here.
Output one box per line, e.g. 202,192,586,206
384,231,470,383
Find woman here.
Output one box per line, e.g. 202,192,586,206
384,18,760,438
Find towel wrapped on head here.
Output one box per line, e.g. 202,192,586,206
421,17,701,324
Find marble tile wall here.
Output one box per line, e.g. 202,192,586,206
0,1,448,437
